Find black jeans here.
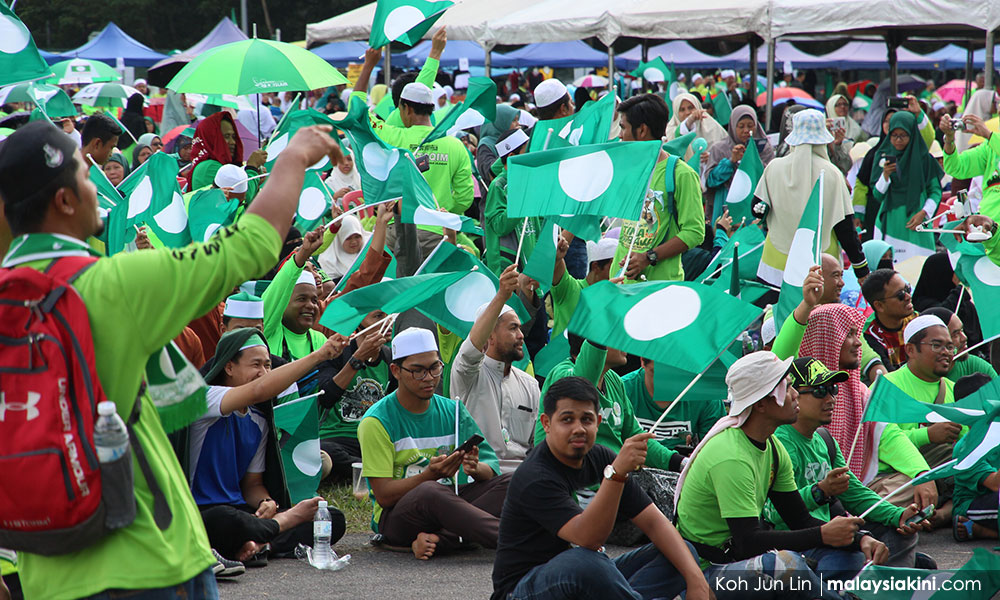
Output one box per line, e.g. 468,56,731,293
321,436,362,482
199,503,345,560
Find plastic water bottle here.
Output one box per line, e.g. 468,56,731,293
94,401,129,463
313,500,333,568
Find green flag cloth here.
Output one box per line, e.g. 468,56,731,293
723,137,763,224
369,0,454,48
728,243,741,297
319,270,471,335
710,90,732,127
420,77,496,146
522,218,560,295
863,376,993,427
773,177,822,333
0,4,52,87
375,93,395,120
273,393,322,503
911,402,1000,487
697,224,765,285
567,281,761,374
850,548,1000,599
109,152,192,253
187,188,240,242
294,170,333,232
89,164,123,211
507,140,661,220
950,245,1000,341
528,92,616,153
630,57,672,85
264,109,340,172
663,131,697,158
686,137,709,173
331,236,397,295
533,329,570,379
555,214,602,242
413,240,530,338
145,341,207,434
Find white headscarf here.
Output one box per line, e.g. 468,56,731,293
326,150,361,192
665,92,728,161
317,214,371,278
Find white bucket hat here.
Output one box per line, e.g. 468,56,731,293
785,108,834,146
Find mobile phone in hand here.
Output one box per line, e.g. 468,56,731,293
455,434,484,454
904,503,935,526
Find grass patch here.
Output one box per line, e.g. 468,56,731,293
320,482,372,534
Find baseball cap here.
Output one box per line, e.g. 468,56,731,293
214,163,248,193
392,327,438,360
533,79,568,108
400,82,434,106
789,357,848,389
725,351,794,418
0,121,81,209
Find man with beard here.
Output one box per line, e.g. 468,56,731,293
818,254,886,383
451,265,541,474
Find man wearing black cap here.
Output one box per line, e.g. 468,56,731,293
766,358,930,573
0,120,341,599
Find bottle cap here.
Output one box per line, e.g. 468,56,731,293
97,401,116,416
318,500,328,508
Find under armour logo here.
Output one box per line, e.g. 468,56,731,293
0,391,42,421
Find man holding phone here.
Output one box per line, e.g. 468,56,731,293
358,327,510,560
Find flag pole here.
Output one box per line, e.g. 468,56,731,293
348,312,396,340
273,389,325,409
454,398,461,495
953,333,1000,361
702,239,766,282
955,285,965,312
648,340,736,434
815,170,824,266
858,459,957,519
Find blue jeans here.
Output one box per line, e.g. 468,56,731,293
802,546,866,581
510,542,696,600
80,567,218,600
705,550,847,600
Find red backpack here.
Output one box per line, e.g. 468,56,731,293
0,256,136,555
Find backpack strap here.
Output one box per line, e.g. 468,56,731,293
663,155,679,222
816,427,837,466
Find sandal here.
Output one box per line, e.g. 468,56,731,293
953,516,974,542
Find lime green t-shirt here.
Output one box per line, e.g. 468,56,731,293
550,270,588,336
947,353,998,382
319,361,390,439
883,366,961,451
261,256,327,361
9,215,281,600
620,368,725,449
676,428,798,567
357,392,499,530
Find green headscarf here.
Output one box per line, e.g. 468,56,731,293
477,105,518,157
868,111,943,214
143,115,159,135
203,328,268,385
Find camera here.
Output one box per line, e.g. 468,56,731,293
951,118,968,132
887,97,909,109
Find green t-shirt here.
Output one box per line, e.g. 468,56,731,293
676,428,798,568
764,426,903,529
319,360,390,439
952,431,999,518
620,369,725,450
357,392,499,530
613,156,706,283
550,271,587,336
483,166,541,276
947,353,998,382
883,366,960,450
8,215,280,600
262,256,327,361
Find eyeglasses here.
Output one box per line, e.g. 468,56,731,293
918,341,957,355
889,133,910,141
799,384,838,398
878,284,911,303
398,361,444,381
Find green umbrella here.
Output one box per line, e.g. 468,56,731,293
72,82,143,108
166,38,349,95
46,59,121,85
0,82,77,118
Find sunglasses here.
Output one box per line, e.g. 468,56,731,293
878,284,911,303
799,384,838,398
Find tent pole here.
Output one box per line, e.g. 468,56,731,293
749,37,759,101
240,0,248,36
384,46,392,87
987,30,995,90
886,33,898,95
965,44,974,106
484,43,492,78
608,45,615,91
641,39,649,91
765,39,775,131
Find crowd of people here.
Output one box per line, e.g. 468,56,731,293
4,25,1000,600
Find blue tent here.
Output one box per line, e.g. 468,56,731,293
392,40,496,69
969,45,998,69
39,49,65,65
310,41,370,68
61,22,167,67
618,41,730,70
493,40,626,69
148,18,247,86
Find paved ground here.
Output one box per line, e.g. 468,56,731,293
218,531,997,600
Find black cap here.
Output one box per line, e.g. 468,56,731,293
790,357,849,388
0,121,80,208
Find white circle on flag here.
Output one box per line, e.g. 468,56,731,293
265,132,289,159
558,151,613,202
308,155,330,171
0,15,30,54
383,6,426,41
643,68,665,83
445,272,496,322
414,205,462,229
298,187,327,220
782,228,816,286
973,256,1000,286
292,439,322,476
362,142,398,181
158,348,177,379
726,170,752,204
623,285,700,341
153,192,189,234
126,176,153,219
203,223,222,241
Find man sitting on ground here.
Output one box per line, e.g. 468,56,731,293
860,268,917,371
491,377,711,600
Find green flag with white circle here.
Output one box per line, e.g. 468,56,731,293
528,91,616,153
264,109,341,173
144,341,208,434
697,224,765,285
522,218,560,295
89,164,123,211
863,376,996,427
724,137,763,224
294,170,334,232
507,140,661,220
909,401,1000,488
414,240,531,338
0,4,52,87
109,152,192,253
273,393,322,504
629,57,672,86
369,0,454,48
187,188,240,243
567,281,761,374
950,242,1000,341
773,178,822,334
420,77,496,146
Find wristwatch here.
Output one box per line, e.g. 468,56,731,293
603,464,628,483
348,356,366,371
645,250,658,266
810,483,831,505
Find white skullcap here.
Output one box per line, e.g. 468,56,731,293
692,73,703,82
224,291,264,319
214,163,248,193
474,302,514,323
400,82,433,105
134,78,147,86
677,73,687,81
761,317,776,345
509,93,521,102
392,327,438,360
720,69,736,80
496,129,529,158
903,315,947,344
533,79,568,108
586,238,618,264
932,101,945,111
295,272,317,287
518,110,537,128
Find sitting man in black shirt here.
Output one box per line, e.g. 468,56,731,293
491,377,711,600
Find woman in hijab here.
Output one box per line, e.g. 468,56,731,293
476,104,518,187
825,94,864,142
862,239,893,271
326,150,361,200
143,116,158,135
119,93,147,150
317,215,371,280
704,105,775,222
868,111,943,260
189,111,267,196
132,143,151,170
131,132,162,168
755,109,866,287
103,152,130,186
956,89,996,153
665,92,727,162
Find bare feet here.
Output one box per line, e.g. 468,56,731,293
237,540,264,562
411,532,439,560
273,496,321,533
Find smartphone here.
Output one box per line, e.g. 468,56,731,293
881,153,897,166
833,117,847,132
904,503,935,526
455,434,484,454
887,97,909,109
